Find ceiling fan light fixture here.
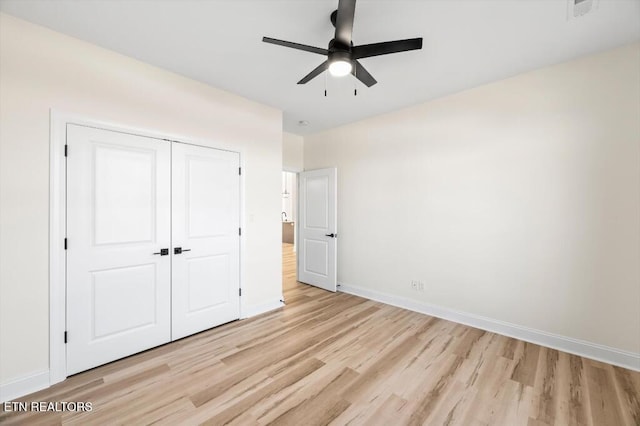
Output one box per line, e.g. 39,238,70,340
262,0,423,87
328,50,352,77
329,59,352,77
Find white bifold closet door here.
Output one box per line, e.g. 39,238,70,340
66,125,240,375
171,143,240,340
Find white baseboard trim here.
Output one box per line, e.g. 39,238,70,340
241,298,285,319
338,282,640,372
0,370,50,402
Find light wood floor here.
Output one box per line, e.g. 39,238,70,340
2,243,638,425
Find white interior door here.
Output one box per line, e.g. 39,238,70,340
66,124,171,375
298,168,337,292
171,143,240,340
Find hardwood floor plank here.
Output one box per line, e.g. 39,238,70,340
189,363,272,408
405,355,465,425
555,352,590,426
220,298,367,367
451,328,486,359
199,358,325,425
268,367,357,425
586,365,625,426
511,341,541,387
71,364,171,403
612,365,640,425
342,335,426,402
533,347,560,424
361,393,409,426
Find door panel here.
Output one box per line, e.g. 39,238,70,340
171,143,240,340
186,156,233,238
186,254,230,313
298,168,337,292
91,264,157,338
303,240,329,276
304,176,329,229
66,124,171,375
93,145,156,245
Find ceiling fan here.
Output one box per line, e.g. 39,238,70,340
262,0,423,87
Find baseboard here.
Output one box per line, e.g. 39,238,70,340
338,282,640,372
241,298,285,319
0,370,50,402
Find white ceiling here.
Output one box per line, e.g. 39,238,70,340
1,0,639,135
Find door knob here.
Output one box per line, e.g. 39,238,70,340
174,247,191,255
152,248,169,256
325,233,336,238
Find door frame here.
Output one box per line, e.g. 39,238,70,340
282,168,301,283
49,110,246,385
281,169,299,253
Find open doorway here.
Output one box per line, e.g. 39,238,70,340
282,171,298,296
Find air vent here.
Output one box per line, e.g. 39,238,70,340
570,0,596,18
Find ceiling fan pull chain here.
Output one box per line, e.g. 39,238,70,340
324,69,328,97
354,65,357,96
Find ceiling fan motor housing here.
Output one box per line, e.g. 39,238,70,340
329,48,351,65
328,38,352,67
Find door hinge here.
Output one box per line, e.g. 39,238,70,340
239,288,242,297
239,228,242,236
239,167,241,175
64,238,67,250
64,331,67,344
64,145,68,157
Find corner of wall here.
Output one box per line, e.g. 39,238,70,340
282,132,304,172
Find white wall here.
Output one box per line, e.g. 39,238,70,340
283,132,304,172
0,14,283,386
305,43,640,357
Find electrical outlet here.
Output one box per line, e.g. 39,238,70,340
411,280,425,291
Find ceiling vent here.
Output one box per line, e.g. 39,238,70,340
570,0,596,18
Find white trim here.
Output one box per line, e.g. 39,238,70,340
283,166,303,173
52,111,247,154
49,109,247,385
0,370,49,402
241,298,285,319
238,151,246,319
49,110,67,385
338,282,640,372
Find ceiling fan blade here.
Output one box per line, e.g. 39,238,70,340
335,0,357,46
352,60,377,87
297,61,329,84
352,38,423,59
262,37,328,56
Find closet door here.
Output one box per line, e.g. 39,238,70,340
66,125,171,375
171,143,241,340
